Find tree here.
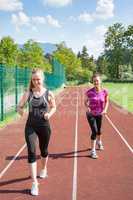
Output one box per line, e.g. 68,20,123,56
124,25,133,72
77,51,81,58
96,54,108,74
124,25,133,48
80,46,96,72
53,42,83,81
18,39,51,71
0,36,18,66
53,43,94,82
104,23,126,79
80,46,89,68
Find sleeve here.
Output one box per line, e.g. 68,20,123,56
85,89,89,97
104,89,108,97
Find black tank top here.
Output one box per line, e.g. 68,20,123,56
27,89,49,126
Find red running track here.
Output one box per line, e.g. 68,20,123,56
0,86,133,200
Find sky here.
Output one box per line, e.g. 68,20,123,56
0,0,133,58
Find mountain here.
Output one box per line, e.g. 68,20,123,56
38,42,57,54
19,42,57,54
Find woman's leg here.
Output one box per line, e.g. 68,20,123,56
40,155,49,171
30,162,38,183
36,125,51,177
25,125,38,183
86,112,98,158
96,115,104,149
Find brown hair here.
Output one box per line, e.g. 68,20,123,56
29,68,44,91
91,72,101,82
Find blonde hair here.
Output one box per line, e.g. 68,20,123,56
29,68,44,90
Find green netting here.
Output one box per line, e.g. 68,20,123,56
45,59,66,90
0,65,31,121
0,59,66,121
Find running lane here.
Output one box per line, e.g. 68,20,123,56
77,86,133,200
0,88,78,200
0,86,133,200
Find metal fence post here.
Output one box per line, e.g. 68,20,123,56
15,65,18,111
0,64,4,121
24,67,27,89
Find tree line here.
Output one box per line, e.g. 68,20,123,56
0,38,51,71
0,22,133,83
97,23,133,81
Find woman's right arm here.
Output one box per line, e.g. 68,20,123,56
84,95,89,108
17,91,29,116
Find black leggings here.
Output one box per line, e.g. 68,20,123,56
86,112,102,140
25,124,51,163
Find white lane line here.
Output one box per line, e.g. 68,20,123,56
0,144,26,179
106,115,133,154
72,93,79,200
0,90,67,179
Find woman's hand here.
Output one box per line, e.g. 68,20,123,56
101,110,107,115
17,106,24,116
44,112,50,120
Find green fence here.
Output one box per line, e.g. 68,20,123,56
0,59,66,121
45,59,66,89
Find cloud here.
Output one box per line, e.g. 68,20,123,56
46,15,61,27
78,12,94,23
43,0,72,7
11,12,30,31
32,16,46,25
85,25,107,58
95,25,107,36
69,16,77,22
95,0,114,19
32,15,61,28
11,12,61,31
74,0,114,23
0,0,23,12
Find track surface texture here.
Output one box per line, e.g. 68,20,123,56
0,86,133,200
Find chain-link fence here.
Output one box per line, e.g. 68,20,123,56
0,59,66,121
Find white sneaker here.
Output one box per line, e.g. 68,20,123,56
39,169,48,179
90,150,98,159
31,182,39,196
97,141,104,150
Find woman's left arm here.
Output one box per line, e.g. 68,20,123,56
102,93,109,115
44,91,56,120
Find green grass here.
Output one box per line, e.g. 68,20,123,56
0,111,20,128
103,83,133,113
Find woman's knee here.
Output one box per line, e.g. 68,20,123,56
41,150,48,158
28,153,36,163
91,132,97,140
97,131,102,136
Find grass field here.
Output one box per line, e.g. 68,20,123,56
103,83,133,113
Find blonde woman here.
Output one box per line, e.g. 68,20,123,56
17,68,56,195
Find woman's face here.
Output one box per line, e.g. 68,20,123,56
32,72,44,88
93,76,101,87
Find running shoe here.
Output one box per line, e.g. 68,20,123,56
97,141,104,150
31,182,39,196
39,169,48,179
90,150,98,159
